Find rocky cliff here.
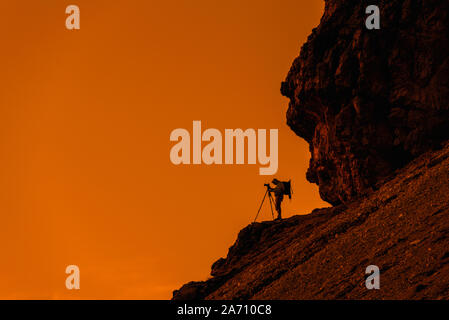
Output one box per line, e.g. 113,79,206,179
173,0,449,299
282,0,449,205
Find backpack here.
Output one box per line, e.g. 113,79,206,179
283,180,292,199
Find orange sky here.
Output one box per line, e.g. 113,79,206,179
0,0,325,299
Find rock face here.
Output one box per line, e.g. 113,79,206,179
281,0,449,205
173,142,449,299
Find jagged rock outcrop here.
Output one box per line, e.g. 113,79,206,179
281,0,449,205
173,142,449,299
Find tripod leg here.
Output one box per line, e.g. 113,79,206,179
268,193,275,220
254,190,268,222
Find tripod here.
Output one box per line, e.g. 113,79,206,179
254,185,275,222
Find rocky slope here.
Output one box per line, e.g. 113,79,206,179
173,142,449,299
281,0,449,205
172,0,449,299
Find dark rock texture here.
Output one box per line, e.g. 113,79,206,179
173,142,449,299
281,0,449,205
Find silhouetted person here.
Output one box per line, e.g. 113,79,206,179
267,179,287,220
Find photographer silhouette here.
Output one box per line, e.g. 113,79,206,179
254,179,292,222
